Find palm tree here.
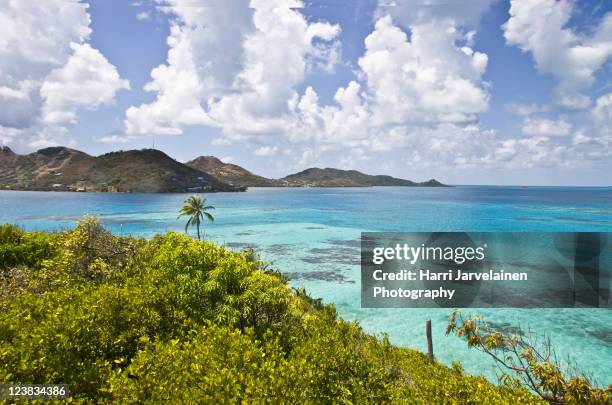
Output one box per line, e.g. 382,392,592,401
178,196,214,240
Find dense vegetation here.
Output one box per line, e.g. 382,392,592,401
1,219,543,403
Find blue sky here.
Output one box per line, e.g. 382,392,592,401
0,0,610,185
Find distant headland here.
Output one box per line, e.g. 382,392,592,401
0,146,447,193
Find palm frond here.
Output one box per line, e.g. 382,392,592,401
178,195,215,239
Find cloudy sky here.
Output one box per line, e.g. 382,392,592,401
0,0,610,185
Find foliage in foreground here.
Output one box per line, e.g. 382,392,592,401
447,311,612,405
0,219,543,403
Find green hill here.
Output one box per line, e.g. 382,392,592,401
280,167,447,187
91,149,242,193
186,155,448,188
1,146,447,191
0,220,540,403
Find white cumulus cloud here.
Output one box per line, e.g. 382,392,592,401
503,0,612,109
0,0,128,148
285,7,491,151
357,15,489,126
41,43,129,126
125,0,341,139
123,0,495,170
125,0,254,136
118,0,607,176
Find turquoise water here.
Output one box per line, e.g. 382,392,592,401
1,186,610,384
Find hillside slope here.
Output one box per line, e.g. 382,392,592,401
0,222,541,403
0,146,97,190
0,147,243,193
1,146,446,191
186,156,279,187
187,156,447,187
280,167,446,187
90,149,242,193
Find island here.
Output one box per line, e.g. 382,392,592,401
0,146,244,193
187,155,448,188
1,146,447,192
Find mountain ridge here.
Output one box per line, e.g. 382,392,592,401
186,156,279,187
0,147,244,193
187,156,447,188
279,167,445,187
1,146,447,192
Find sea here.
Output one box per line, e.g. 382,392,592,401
1,186,610,385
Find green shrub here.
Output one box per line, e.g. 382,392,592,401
0,224,56,269
53,216,141,282
0,223,547,403
0,224,57,299
107,325,281,403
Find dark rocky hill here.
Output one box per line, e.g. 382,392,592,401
186,156,279,187
0,147,244,193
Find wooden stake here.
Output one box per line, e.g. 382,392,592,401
426,319,434,364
